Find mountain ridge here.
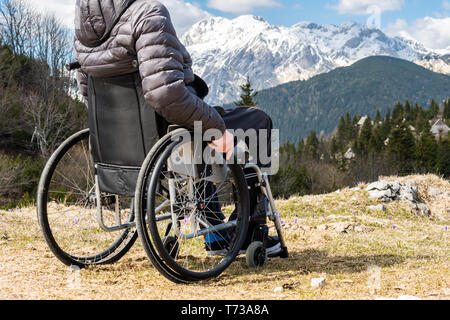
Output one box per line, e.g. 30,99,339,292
182,15,450,105
251,56,450,143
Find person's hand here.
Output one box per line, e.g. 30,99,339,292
208,130,234,160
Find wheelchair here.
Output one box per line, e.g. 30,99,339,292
37,70,288,283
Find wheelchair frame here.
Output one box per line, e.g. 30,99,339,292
37,66,287,283
93,160,286,253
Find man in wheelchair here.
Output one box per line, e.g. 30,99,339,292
74,0,281,258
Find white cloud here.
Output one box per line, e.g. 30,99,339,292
164,0,212,35
23,0,210,36
332,0,404,15
385,16,450,50
24,0,75,27
207,0,281,14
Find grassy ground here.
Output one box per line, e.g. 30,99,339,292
0,174,448,300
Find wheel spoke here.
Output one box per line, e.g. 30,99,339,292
38,131,136,266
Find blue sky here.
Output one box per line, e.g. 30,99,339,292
201,0,445,28
23,0,450,49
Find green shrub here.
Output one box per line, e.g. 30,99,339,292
0,153,44,208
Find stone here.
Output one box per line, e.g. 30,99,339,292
327,215,348,219
341,279,354,284
318,222,373,233
316,224,329,231
311,277,326,288
274,286,284,293
409,202,430,216
366,181,390,191
428,187,444,199
282,282,299,290
329,222,352,233
365,179,431,217
354,224,374,233
368,204,386,211
398,184,418,202
390,181,401,193
368,189,393,201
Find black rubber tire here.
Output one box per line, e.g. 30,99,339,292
245,241,268,268
37,129,137,267
135,129,197,284
135,128,250,283
163,236,179,259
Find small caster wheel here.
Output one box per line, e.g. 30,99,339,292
246,241,268,268
279,246,289,258
163,236,179,259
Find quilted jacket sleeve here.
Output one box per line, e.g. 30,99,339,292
75,69,89,107
132,2,225,133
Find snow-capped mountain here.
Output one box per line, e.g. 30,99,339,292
181,15,450,105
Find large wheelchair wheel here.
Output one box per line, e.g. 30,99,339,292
135,128,250,283
37,129,137,267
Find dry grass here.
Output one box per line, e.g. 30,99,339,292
0,174,449,300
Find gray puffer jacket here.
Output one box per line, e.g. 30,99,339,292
74,0,225,133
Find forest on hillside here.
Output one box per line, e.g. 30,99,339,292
271,99,450,198
0,0,86,208
254,56,450,144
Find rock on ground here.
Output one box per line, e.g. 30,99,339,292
366,180,429,216
368,204,386,211
311,278,326,288
317,222,373,233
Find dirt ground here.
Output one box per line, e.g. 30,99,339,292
0,174,449,300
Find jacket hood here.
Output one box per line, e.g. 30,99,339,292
75,0,136,47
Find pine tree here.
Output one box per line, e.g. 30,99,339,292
374,109,381,125
349,113,359,141
415,106,425,133
385,107,391,123
357,117,372,154
297,139,304,160
392,102,404,123
404,100,412,121
369,126,384,153
422,116,432,134
437,137,450,177
416,129,438,173
428,99,440,120
235,76,258,107
337,116,347,145
381,109,392,139
387,122,416,174
304,130,319,159
443,98,450,121
331,137,339,156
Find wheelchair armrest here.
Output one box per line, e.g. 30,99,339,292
166,106,224,135
213,106,225,117
167,124,183,133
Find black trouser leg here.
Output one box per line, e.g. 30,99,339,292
222,107,273,245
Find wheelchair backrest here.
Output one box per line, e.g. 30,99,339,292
88,72,168,196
